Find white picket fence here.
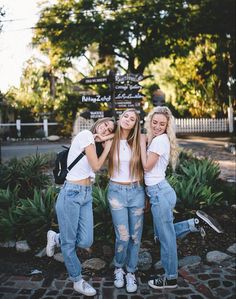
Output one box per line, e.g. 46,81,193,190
0,116,233,137
0,118,58,138
175,118,228,133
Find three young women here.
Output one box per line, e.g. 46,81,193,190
140,106,223,289
46,117,115,297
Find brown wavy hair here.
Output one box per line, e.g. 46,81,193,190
90,117,116,134
108,109,143,180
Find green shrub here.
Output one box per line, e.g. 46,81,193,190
177,158,221,186
168,175,223,213
92,184,114,242
0,206,19,241
0,153,52,198
0,186,59,245
0,186,19,209
15,186,59,245
167,154,224,215
0,187,20,241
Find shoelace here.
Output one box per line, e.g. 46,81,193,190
153,276,165,286
114,269,125,281
82,280,93,291
199,227,206,238
126,273,137,286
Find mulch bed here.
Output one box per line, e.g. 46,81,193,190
0,206,235,280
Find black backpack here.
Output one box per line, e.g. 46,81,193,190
53,146,85,185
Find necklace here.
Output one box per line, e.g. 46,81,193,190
121,140,127,151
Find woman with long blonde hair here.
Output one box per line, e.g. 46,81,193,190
108,108,145,293
141,106,223,290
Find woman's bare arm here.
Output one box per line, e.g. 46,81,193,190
85,140,112,172
140,134,159,172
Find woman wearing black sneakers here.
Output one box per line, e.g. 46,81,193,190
140,106,223,289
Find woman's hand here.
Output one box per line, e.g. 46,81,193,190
94,133,114,142
140,134,147,147
102,139,113,154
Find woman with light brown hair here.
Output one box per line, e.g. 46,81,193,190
107,108,145,293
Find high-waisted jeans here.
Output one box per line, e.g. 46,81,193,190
145,179,198,280
107,181,145,273
55,181,93,282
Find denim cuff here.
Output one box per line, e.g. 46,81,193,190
188,218,199,232
126,265,137,273
56,233,60,247
165,273,178,280
114,261,124,269
69,274,82,282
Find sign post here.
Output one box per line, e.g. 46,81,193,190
79,71,152,122
108,70,116,118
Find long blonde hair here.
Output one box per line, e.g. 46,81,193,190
145,106,179,170
108,109,143,180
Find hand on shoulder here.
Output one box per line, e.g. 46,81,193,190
93,133,114,142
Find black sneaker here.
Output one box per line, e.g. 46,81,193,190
195,210,223,233
148,276,177,289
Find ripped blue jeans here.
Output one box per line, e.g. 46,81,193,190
146,179,198,280
108,181,145,273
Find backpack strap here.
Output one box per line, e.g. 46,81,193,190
67,151,85,171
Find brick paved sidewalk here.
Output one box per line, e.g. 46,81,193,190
0,257,235,299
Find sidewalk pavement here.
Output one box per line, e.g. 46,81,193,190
0,256,235,299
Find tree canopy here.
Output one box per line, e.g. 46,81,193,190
33,0,235,74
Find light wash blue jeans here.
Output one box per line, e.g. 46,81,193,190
108,181,145,273
55,181,93,282
145,179,198,280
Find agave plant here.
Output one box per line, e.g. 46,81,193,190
167,155,224,215
178,158,221,186
0,186,20,209
0,206,19,241
92,184,114,242
14,186,59,245
1,153,52,198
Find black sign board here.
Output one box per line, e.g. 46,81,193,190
115,73,144,83
115,101,141,108
115,84,142,92
80,110,113,119
79,76,110,85
78,72,148,120
115,93,143,101
81,95,111,103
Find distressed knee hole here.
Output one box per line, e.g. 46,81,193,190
110,198,123,209
117,245,123,252
135,218,142,230
133,208,143,216
118,224,129,241
131,232,139,244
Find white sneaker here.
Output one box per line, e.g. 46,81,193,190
114,268,125,288
126,272,137,293
46,230,57,257
73,279,96,296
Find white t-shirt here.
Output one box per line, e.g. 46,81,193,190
110,140,138,183
66,130,95,181
144,134,170,186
